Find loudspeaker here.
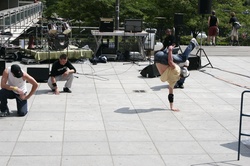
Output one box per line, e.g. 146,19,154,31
27,67,49,82
99,18,114,32
174,13,183,27
124,19,142,32
140,64,160,78
188,55,201,70
0,60,5,76
198,0,212,14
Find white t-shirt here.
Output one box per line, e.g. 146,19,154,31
7,67,27,94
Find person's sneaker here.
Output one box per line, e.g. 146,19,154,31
63,87,72,93
191,38,199,49
174,84,184,89
0,110,10,117
178,84,184,89
174,84,179,88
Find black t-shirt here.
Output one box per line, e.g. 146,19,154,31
50,60,76,77
229,17,238,26
209,15,217,27
163,35,176,48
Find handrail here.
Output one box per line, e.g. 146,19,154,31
238,90,250,160
0,2,42,33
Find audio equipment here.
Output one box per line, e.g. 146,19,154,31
27,67,49,82
198,0,212,14
48,33,69,51
124,19,142,33
188,54,201,70
0,60,5,75
174,13,184,27
99,18,114,32
140,64,160,78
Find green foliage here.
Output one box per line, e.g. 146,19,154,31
42,0,250,45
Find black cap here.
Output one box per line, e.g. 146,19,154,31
11,64,23,78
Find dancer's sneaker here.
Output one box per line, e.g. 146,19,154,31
191,38,199,49
63,87,72,93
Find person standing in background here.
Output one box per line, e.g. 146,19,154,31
207,10,219,46
229,12,239,46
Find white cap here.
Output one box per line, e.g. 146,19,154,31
180,67,190,78
178,60,189,67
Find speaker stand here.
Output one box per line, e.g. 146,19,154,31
173,26,183,54
196,47,213,69
196,15,213,69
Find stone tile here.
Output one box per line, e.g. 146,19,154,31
161,155,214,166
12,142,62,155
0,121,25,131
22,121,64,131
8,156,61,166
64,130,107,142
64,121,105,130
107,130,151,142
0,142,16,155
109,142,158,155
148,129,194,142
18,131,63,142
61,156,113,166
154,141,207,155
104,121,146,131
0,157,9,166
63,142,110,155
113,155,165,166
0,131,20,141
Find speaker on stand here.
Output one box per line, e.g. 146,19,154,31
196,0,213,69
198,0,212,15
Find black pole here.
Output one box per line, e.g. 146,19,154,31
115,0,119,51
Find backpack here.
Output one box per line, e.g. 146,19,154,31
234,22,241,29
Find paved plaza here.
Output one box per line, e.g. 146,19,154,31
1,45,250,166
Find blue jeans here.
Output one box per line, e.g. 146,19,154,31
154,42,194,65
154,42,194,86
0,88,28,116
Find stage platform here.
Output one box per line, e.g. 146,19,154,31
23,47,93,63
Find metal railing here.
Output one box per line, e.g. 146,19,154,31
238,90,250,160
0,2,42,33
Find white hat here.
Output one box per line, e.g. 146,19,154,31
180,67,190,78
178,60,189,67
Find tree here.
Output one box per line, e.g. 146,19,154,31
42,0,250,40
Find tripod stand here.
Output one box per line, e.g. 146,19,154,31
196,15,213,69
144,27,157,64
173,26,183,54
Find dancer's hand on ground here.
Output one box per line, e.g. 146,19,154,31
54,89,60,95
171,107,180,112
